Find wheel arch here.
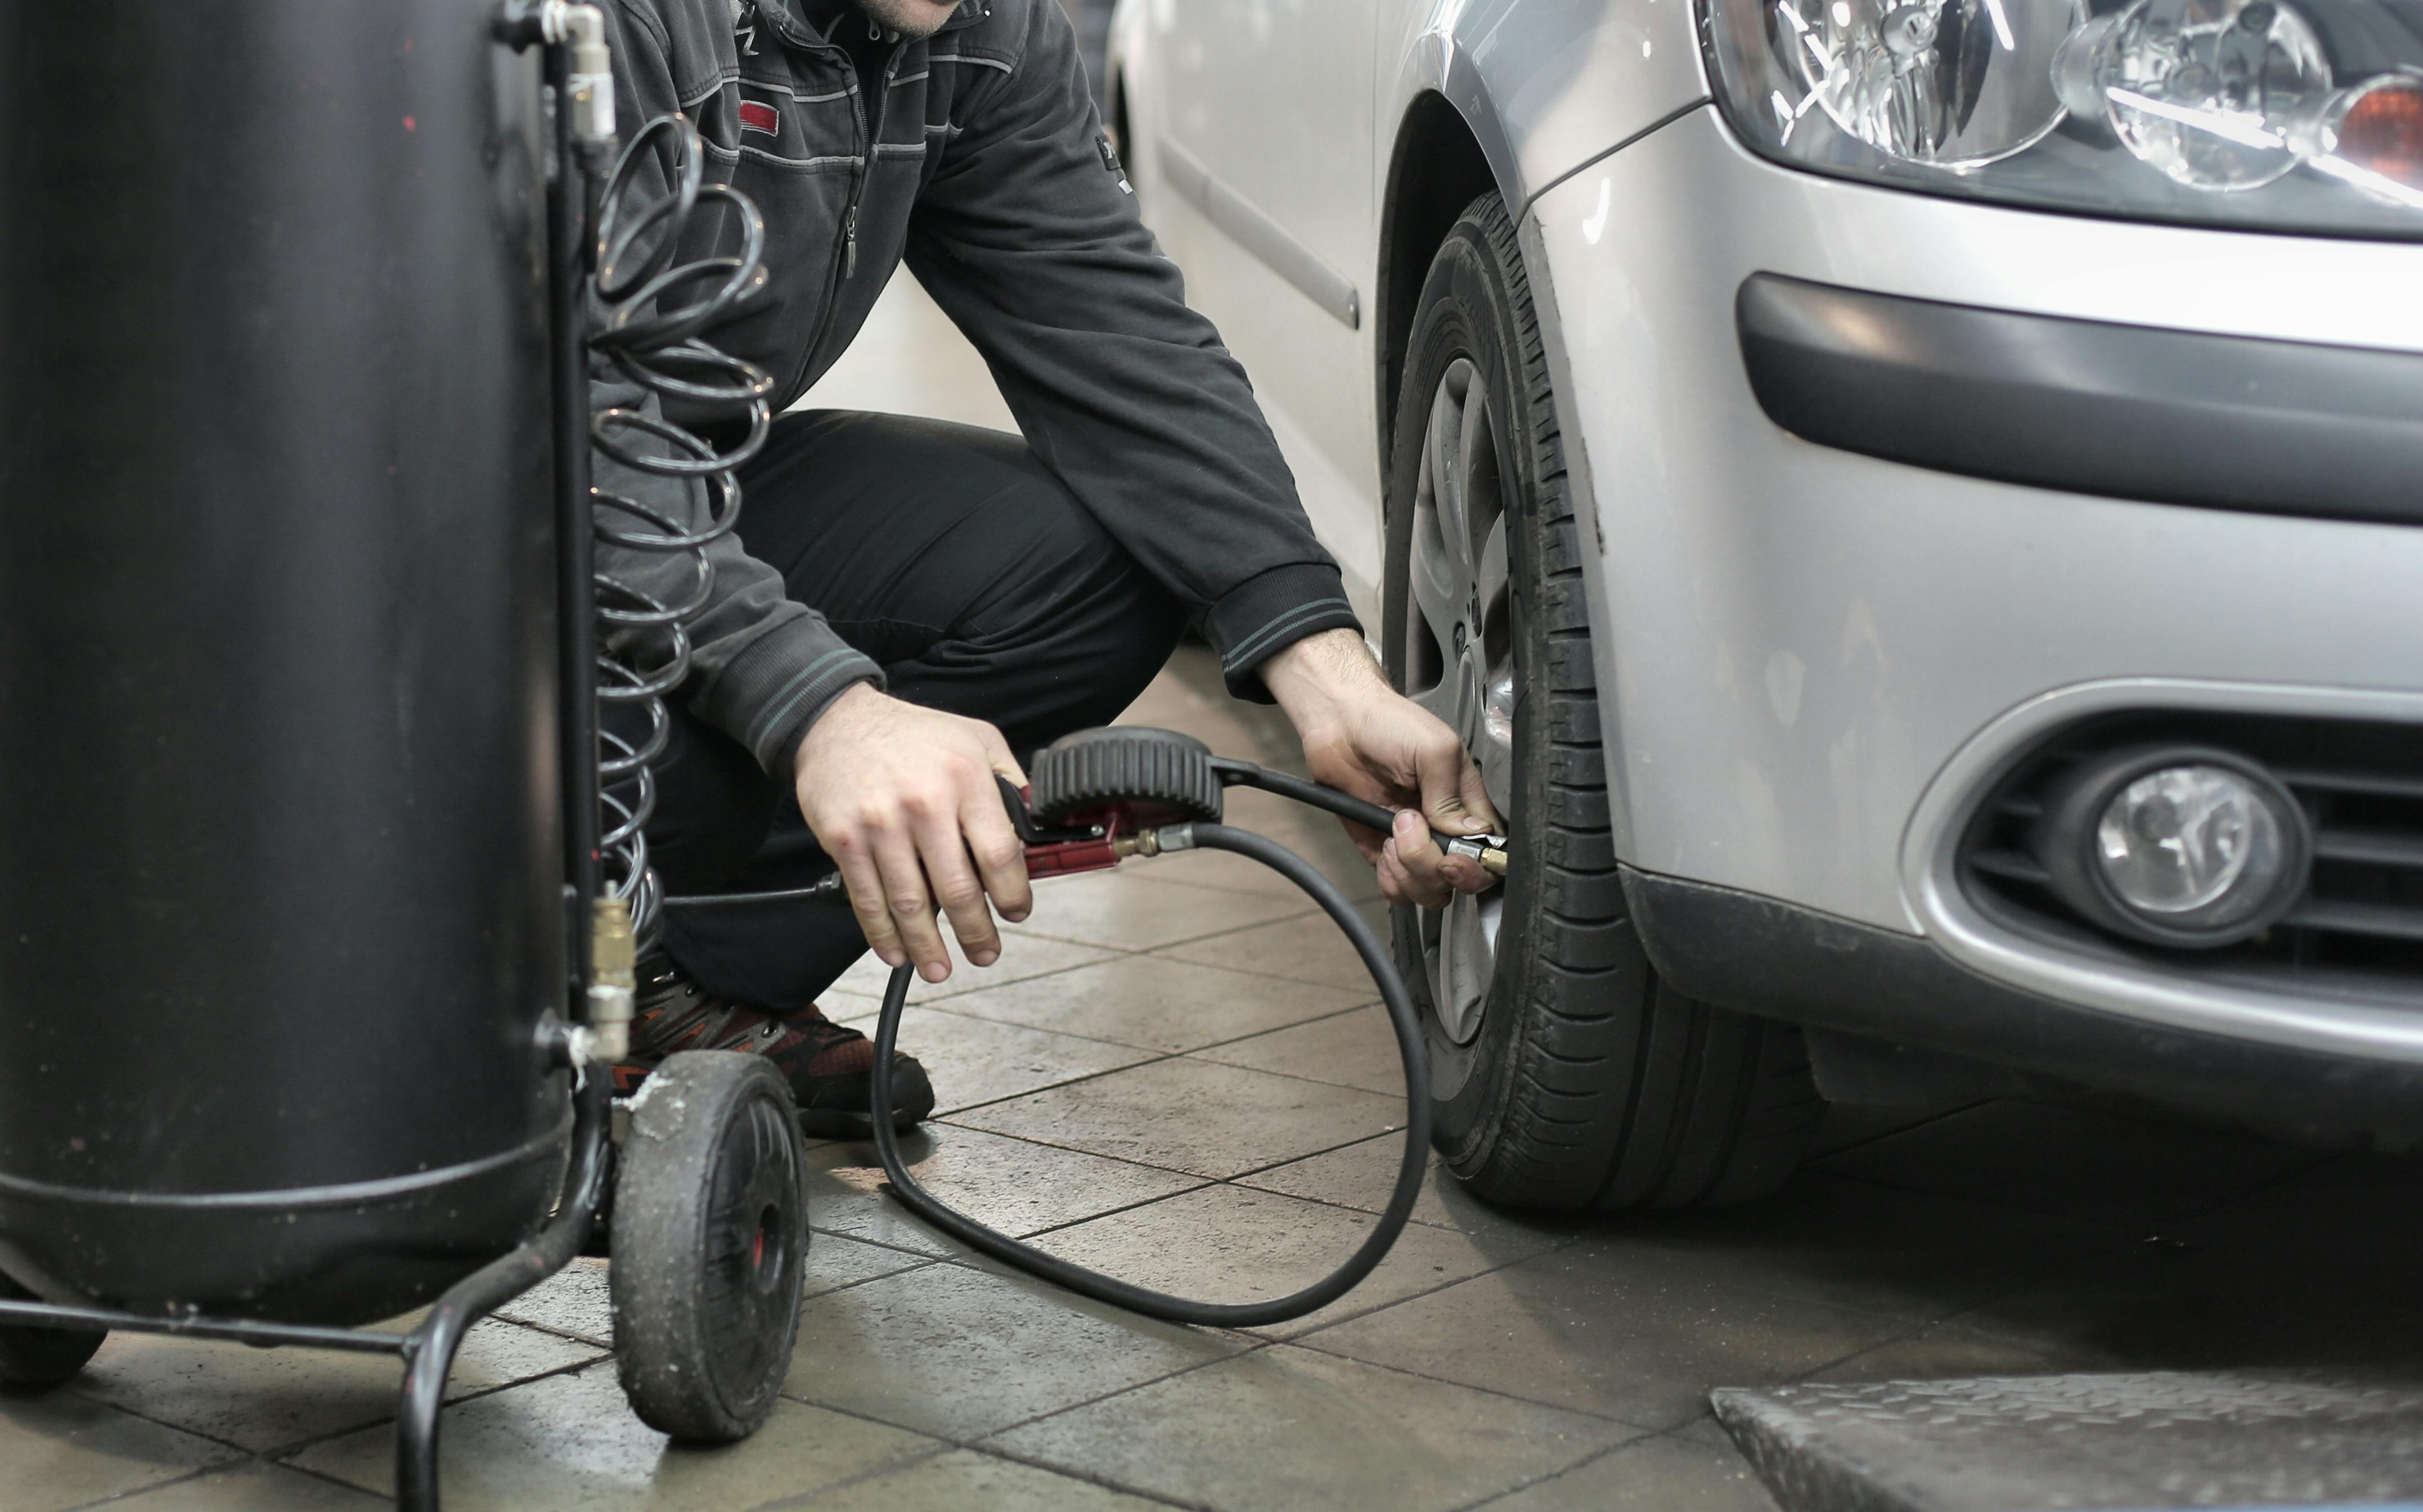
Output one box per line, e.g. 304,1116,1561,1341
1375,63,1631,860
1374,14,1538,471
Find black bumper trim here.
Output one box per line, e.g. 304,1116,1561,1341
1622,865,2423,1143
1736,273,2423,528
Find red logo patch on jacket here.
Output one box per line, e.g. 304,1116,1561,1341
739,101,779,136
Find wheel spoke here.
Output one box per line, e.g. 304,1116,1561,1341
1474,513,1510,621
1479,662,1517,820
1457,381,1496,568
1406,518,1464,660
1427,363,1478,583
1408,673,1460,727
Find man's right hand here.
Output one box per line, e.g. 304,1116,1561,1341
792,683,1033,983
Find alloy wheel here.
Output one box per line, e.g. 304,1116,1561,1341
1403,357,1515,1047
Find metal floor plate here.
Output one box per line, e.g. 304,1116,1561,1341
1712,1373,2423,1512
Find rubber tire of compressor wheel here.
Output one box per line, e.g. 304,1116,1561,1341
1384,194,1822,1212
611,1051,807,1441
0,1274,104,1387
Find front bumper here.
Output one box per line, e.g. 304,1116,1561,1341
1521,105,2423,1070
1625,865,2423,1144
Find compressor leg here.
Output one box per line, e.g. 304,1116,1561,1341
394,1068,612,1512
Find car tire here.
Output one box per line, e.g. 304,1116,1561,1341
1383,193,1821,1211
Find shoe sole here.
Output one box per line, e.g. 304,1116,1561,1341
795,1059,936,1140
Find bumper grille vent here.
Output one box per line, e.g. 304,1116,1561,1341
1959,710,2423,1000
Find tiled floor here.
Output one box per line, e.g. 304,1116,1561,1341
14,281,2419,1510
19,647,2423,1511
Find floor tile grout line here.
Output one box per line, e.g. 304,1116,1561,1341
1001,899,1321,956
1273,1323,1684,1432
257,1452,401,1506
840,974,1379,1065
960,1439,1218,1511
401,1344,615,1416
1122,860,1381,906
919,1046,1195,1119
793,1250,948,1303
1219,1166,1531,1236
920,993,1386,1064
770,1339,1271,1502
924,1023,1406,1127
831,947,1137,1006
56,1383,259,1464
55,1462,228,1512
912,1113,1413,1190
1445,1420,1682,1512
58,1347,615,1495
1001,1178,1226,1243
957,1336,1285,1449
804,1227,960,1266
1136,948,1391,992
735,1441,960,1512
255,1352,621,1469
483,1311,615,1352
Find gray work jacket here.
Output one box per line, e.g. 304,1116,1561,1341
594,0,1359,773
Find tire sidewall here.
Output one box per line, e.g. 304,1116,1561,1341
1382,203,1556,1174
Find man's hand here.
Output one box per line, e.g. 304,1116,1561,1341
793,683,1033,983
1260,628,1500,910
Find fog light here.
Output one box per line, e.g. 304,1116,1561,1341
2096,764,2286,917
2032,745,2309,948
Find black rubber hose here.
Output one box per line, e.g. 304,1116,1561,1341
1211,759,1401,835
868,823,1431,1327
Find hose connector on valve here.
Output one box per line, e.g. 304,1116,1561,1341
1445,833,1512,878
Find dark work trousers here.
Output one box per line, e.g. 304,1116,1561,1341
619,410,1186,1009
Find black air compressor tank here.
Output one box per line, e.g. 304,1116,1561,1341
0,2,565,1322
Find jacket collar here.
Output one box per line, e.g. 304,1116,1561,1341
761,0,984,48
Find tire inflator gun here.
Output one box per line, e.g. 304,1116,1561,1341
762,724,1508,1329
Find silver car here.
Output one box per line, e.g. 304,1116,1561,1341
1106,0,2423,1209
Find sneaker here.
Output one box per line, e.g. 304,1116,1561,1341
610,957,936,1138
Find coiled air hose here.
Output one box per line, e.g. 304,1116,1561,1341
585,114,774,946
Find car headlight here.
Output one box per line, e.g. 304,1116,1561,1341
1703,0,2423,234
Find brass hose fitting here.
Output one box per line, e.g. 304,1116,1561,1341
585,894,637,1064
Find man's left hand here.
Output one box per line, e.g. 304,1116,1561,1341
1259,627,1500,910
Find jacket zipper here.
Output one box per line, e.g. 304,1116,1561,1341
779,37,902,407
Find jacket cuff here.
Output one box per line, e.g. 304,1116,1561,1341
696,617,885,776
1202,562,1364,701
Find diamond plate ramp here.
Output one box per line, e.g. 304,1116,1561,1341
1711,1373,2423,1511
